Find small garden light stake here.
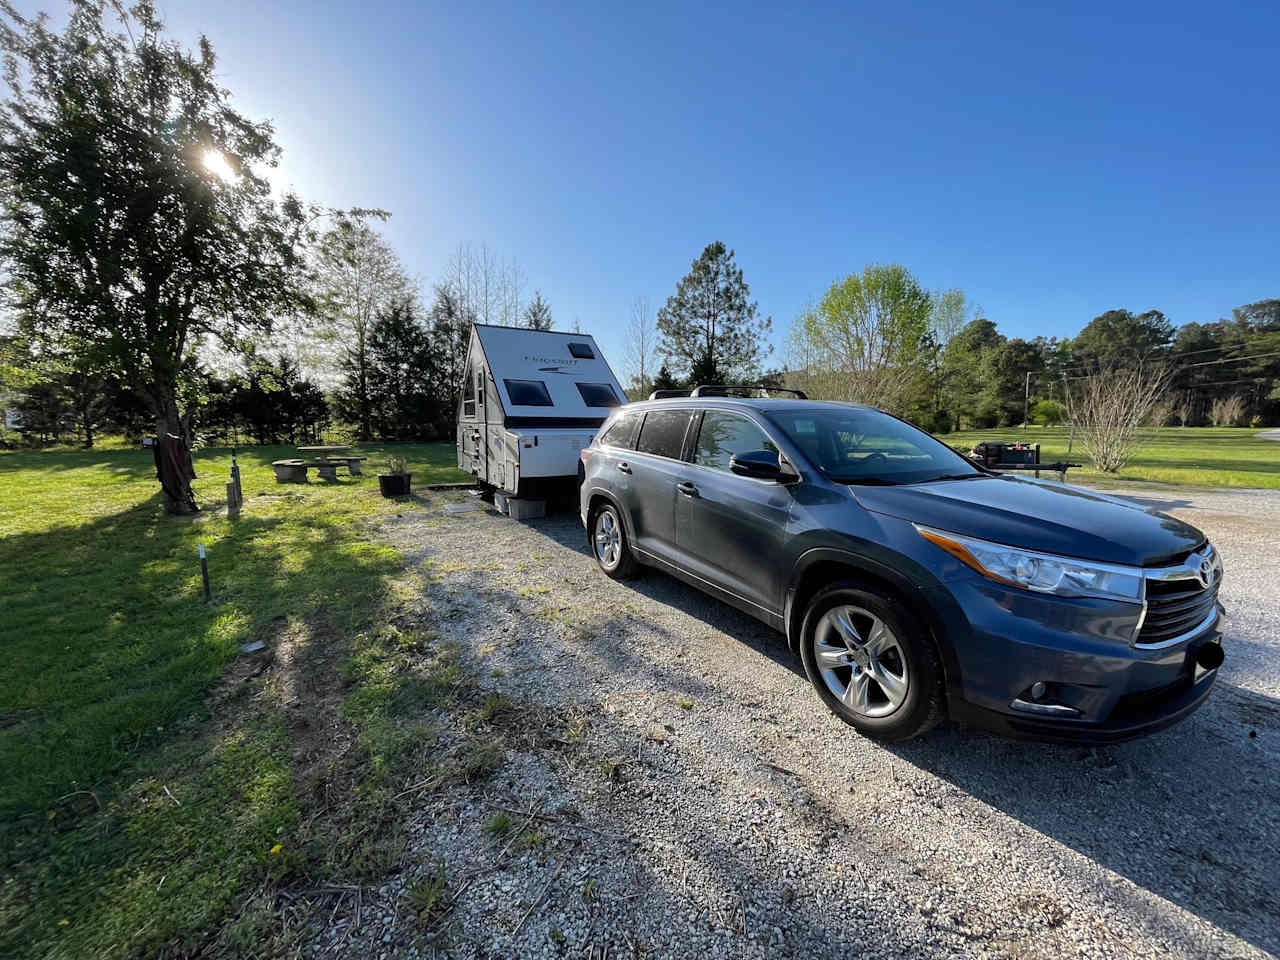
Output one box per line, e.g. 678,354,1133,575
199,542,211,602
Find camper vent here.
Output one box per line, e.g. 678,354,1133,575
567,342,595,359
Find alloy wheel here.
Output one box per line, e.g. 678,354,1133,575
812,604,910,718
594,509,621,570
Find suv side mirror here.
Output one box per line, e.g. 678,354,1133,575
730,449,797,482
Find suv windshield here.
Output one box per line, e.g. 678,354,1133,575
765,407,982,485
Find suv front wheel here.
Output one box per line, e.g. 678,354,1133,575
799,583,944,742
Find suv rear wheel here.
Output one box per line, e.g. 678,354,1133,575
591,503,639,579
799,583,944,742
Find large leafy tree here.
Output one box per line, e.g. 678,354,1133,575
940,318,1004,429
987,337,1045,426
791,263,933,412
657,241,771,384
313,215,411,439
0,0,314,509
1072,309,1173,367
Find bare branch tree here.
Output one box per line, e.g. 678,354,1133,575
1065,363,1171,472
1209,393,1246,427
445,242,525,326
1173,392,1193,427
624,296,656,398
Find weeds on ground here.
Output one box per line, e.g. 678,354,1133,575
518,830,548,852
407,862,451,928
487,812,513,838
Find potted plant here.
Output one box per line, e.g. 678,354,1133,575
378,454,412,497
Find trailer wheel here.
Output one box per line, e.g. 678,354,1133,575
591,504,638,579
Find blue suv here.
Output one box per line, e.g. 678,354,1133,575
579,392,1225,743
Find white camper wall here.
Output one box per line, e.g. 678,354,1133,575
472,326,626,419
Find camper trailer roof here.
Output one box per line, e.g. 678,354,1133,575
472,324,627,420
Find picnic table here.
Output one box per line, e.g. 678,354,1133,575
272,445,368,483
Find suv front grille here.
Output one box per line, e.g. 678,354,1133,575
1138,579,1218,645
1136,545,1221,647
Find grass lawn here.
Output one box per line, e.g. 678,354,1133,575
944,426,1280,489
0,441,470,959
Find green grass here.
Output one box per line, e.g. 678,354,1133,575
943,426,1280,489
0,441,469,959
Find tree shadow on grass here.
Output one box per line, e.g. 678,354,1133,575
0,489,406,959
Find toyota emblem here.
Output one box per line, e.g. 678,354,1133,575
1197,558,1214,589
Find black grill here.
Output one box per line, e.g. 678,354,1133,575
1138,576,1219,645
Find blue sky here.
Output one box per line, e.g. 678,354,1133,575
19,0,1280,372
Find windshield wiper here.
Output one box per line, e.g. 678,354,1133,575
924,473,985,483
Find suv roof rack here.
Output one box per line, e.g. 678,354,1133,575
689,384,808,399
648,389,690,399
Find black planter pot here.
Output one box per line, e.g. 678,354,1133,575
378,473,412,497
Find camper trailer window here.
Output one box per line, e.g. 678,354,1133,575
476,368,485,410
463,360,476,417
568,342,596,359
576,382,620,407
504,379,554,406
635,409,694,461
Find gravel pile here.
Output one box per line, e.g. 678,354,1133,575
309,487,1280,959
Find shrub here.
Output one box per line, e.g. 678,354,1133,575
1030,399,1066,426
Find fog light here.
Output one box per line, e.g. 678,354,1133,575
1030,681,1046,700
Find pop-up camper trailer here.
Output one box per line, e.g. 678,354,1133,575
457,324,626,498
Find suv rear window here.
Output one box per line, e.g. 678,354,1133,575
634,409,693,460
576,382,620,407
598,411,641,449
504,379,553,406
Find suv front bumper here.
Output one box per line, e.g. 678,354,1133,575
951,651,1220,743
937,573,1224,742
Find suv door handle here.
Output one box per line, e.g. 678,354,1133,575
676,481,698,497
617,461,632,474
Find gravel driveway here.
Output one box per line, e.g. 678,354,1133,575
342,485,1280,960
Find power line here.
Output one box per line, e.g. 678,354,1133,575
1182,350,1280,369
1048,349,1280,379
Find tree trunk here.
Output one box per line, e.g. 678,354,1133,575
155,390,197,514
81,400,95,449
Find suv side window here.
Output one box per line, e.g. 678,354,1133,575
694,410,777,472
634,409,693,460
599,410,642,449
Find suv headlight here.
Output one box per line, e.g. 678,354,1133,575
915,525,1143,602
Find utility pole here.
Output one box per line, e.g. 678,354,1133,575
1063,372,1074,454
1023,371,1031,430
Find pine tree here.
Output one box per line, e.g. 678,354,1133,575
523,290,553,330
656,242,771,383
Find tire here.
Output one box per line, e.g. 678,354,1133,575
799,582,945,742
591,503,639,580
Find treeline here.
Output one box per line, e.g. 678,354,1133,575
622,252,1280,432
